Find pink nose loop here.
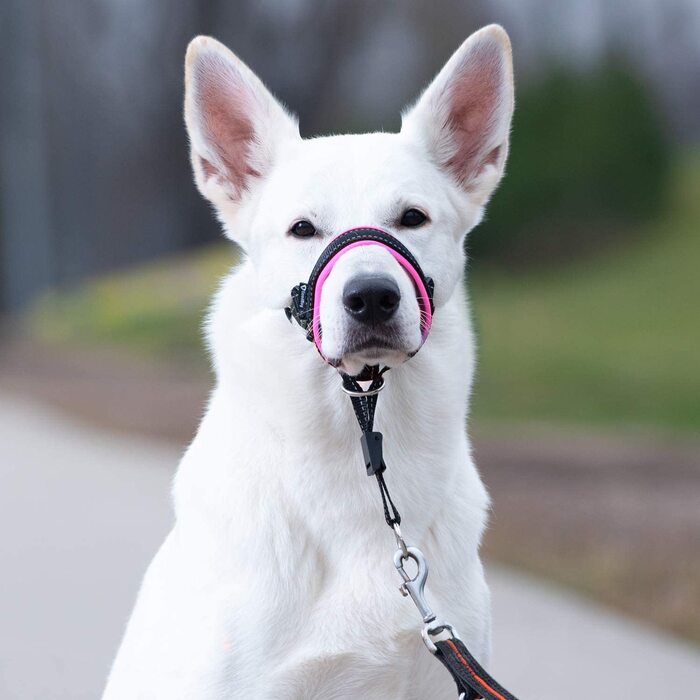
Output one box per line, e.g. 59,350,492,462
312,233,433,355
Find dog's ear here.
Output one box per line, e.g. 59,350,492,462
184,36,300,210
401,25,514,206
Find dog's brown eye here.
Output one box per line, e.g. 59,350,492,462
290,220,317,238
400,208,428,228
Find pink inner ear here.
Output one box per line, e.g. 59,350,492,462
195,54,260,192
445,42,504,185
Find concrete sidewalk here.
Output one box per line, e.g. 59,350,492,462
1,393,698,699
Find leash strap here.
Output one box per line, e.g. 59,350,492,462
342,366,521,700
341,367,402,528
434,636,519,700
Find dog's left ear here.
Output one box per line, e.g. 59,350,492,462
401,25,514,206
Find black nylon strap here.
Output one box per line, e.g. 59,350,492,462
375,470,401,528
342,367,401,528
434,637,520,700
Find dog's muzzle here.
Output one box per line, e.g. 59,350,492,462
285,227,435,361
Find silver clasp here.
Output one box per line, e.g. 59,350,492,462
393,542,460,654
393,546,435,624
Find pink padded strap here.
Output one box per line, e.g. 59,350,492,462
312,234,433,352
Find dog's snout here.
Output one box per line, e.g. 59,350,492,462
343,276,401,325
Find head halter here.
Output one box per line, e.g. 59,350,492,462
285,227,435,358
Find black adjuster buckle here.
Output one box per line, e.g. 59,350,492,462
287,282,314,341
360,431,386,476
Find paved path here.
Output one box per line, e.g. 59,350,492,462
1,394,698,699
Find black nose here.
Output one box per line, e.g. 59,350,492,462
343,276,401,325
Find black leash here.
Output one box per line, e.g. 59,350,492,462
342,366,521,700
433,635,519,700
341,366,402,529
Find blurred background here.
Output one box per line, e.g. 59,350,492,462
1,1,699,698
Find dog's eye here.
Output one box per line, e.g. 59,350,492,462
290,220,317,238
400,208,428,228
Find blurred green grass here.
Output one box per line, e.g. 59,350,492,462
29,244,235,368
28,157,699,433
471,155,700,433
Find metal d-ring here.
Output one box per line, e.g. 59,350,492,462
341,376,385,398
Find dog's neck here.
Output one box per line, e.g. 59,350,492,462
194,260,478,543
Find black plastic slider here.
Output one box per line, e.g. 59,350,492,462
360,431,386,476
289,283,311,326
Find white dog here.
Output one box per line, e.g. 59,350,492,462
103,24,514,700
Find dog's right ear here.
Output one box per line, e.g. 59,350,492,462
184,36,300,212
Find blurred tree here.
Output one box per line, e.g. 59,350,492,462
470,65,672,265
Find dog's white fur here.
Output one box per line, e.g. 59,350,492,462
103,25,514,699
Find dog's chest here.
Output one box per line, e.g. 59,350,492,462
183,553,461,699
159,517,485,699
256,634,458,699
163,377,490,698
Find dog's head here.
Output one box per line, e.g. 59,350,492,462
185,26,514,375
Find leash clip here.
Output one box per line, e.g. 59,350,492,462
394,545,460,655
394,546,435,623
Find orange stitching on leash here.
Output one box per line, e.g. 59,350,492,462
446,639,506,700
